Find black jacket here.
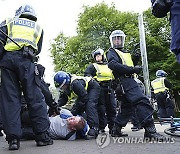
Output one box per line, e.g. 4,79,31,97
106,48,135,79
58,79,88,107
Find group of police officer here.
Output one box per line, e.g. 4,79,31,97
0,1,178,151
53,29,174,141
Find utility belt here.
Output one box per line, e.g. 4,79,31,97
111,75,133,89
99,80,113,95
21,46,39,62
6,46,39,62
122,74,134,78
157,90,169,95
99,81,111,87
156,90,172,100
112,78,125,98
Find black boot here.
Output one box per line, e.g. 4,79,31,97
35,132,53,146
144,125,165,141
99,129,105,134
111,123,128,137
131,125,140,131
0,130,3,136
87,127,99,139
108,125,113,134
0,127,3,136
8,139,20,150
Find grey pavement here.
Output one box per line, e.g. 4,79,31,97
0,123,180,154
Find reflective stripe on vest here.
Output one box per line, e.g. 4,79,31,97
115,49,134,67
68,75,92,100
151,77,169,94
4,18,42,51
71,74,92,90
68,92,77,102
93,63,114,82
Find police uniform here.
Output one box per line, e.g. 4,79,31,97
106,48,155,129
57,74,100,132
151,77,175,117
0,90,3,136
0,72,3,136
130,77,146,130
84,62,117,132
0,17,51,143
151,0,180,63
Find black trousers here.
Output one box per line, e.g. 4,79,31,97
130,108,140,127
156,92,175,118
98,87,117,130
85,80,100,128
115,78,154,128
0,110,3,130
0,51,50,141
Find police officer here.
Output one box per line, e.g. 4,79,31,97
106,30,164,140
54,71,100,138
151,70,175,118
84,48,117,134
151,0,180,63
0,4,53,150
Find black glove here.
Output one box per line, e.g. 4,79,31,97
48,102,61,116
133,65,142,74
152,0,172,18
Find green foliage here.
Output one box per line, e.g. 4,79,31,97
50,3,139,75
50,3,180,93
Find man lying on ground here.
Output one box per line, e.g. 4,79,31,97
21,109,88,141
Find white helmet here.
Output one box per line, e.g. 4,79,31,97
15,4,37,21
91,48,104,59
109,30,126,49
156,70,167,77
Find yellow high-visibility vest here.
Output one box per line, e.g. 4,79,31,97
115,49,134,67
4,18,42,51
67,74,92,100
151,77,169,94
114,49,137,77
93,63,114,82
71,74,92,90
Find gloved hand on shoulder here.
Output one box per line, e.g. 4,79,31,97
48,102,61,116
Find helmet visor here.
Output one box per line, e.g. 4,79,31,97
111,35,125,49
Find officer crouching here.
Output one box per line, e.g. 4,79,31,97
54,71,101,138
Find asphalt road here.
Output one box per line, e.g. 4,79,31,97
0,123,180,154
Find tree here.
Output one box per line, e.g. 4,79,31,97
50,3,180,102
50,3,139,74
